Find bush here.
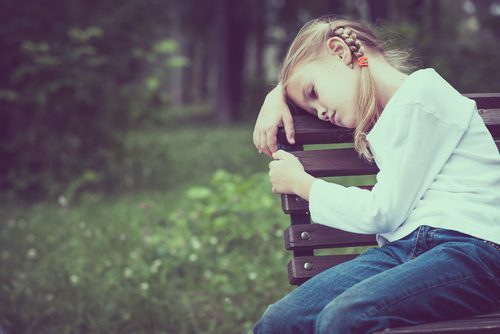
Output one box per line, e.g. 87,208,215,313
0,170,293,333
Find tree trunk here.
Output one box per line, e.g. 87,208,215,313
215,0,249,123
215,0,232,123
168,1,184,106
369,0,389,24
254,0,266,82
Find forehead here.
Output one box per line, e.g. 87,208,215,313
285,63,314,108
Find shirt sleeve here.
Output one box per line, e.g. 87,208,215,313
308,103,468,235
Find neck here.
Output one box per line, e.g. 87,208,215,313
364,50,408,109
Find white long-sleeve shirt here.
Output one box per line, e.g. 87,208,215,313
308,68,500,247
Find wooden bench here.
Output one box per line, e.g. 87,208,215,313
276,92,500,333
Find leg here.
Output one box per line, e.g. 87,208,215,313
315,228,500,334
253,244,405,334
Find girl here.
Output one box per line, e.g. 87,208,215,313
252,15,500,334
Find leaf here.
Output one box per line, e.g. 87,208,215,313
186,187,212,200
166,56,189,68
154,39,178,54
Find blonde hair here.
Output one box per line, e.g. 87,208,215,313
279,15,416,163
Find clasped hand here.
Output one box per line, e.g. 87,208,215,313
269,150,316,200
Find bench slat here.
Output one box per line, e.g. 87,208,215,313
288,254,358,285
278,107,500,145
292,148,378,177
478,109,500,133
464,93,500,109
285,224,376,250
375,314,500,333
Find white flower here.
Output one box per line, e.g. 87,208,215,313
150,259,162,273
123,267,133,278
58,195,68,207
190,237,201,250
70,275,79,285
27,248,37,259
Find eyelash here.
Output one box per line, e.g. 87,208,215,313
309,86,316,98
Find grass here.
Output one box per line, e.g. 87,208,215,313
0,123,289,334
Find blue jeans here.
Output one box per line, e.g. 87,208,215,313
253,225,500,334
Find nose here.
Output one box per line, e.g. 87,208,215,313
317,108,329,121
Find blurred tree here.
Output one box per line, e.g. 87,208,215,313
369,0,389,23
1,0,499,200
215,0,251,123
0,0,180,199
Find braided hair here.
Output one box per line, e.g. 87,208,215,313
332,27,366,58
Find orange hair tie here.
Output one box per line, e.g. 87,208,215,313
357,56,368,67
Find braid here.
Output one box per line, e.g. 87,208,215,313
331,26,365,58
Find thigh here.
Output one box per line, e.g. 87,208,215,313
254,245,402,334
284,245,402,309
317,235,500,333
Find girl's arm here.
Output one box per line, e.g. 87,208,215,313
253,83,295,158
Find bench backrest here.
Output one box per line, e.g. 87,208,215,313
277,93,500,285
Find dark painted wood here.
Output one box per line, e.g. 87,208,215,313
373,308,500,333
292,148,378,177
277,102,500,146
287,213,314,257
464,93,500,109
284,224,377,250
287,255,358,285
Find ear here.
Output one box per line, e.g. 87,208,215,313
326,37,353,69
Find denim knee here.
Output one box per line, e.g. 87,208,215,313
254,301,314,334
315,291,378,334
253,304,286,334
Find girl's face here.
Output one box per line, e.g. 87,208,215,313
285,56,360,128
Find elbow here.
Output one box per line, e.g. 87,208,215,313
365,199,396,234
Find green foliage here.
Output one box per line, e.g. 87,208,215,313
102,123,269,199
0,0,181,200
0,170,292,333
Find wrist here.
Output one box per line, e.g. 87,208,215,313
267,83,285,102
293,172,316,201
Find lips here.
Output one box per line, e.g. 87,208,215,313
331,111,338,126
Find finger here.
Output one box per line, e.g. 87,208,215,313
282,113,296,144
253,128,259,150
272,149,292,160
262,143,273,158
259,131,272,157
266,126,278,154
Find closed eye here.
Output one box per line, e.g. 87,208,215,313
309,86,316,99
